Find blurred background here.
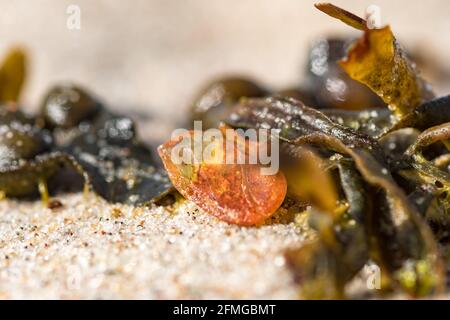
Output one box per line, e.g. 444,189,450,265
1,0,450,144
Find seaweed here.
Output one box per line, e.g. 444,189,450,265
226,96,445,297
0,71,173,205
0,48,26,103
316,3,434,117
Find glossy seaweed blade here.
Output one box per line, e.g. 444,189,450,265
63,111,173,205
227,96,445,297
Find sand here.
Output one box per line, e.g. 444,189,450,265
0,193,311,299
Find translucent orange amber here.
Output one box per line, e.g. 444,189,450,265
158,127,286,226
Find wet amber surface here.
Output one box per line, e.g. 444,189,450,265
158,126,287,226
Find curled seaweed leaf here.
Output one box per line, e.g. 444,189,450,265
315,3,365,30
227,96,381,154
281,145,338,212
317,3,434,117
340,27,434,117
387,95,450,133
406,122,450,157
0,48,26,103
284,149,369,299
398,123,450,243
401,123,450,197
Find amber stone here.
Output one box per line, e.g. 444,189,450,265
158,127,286,226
